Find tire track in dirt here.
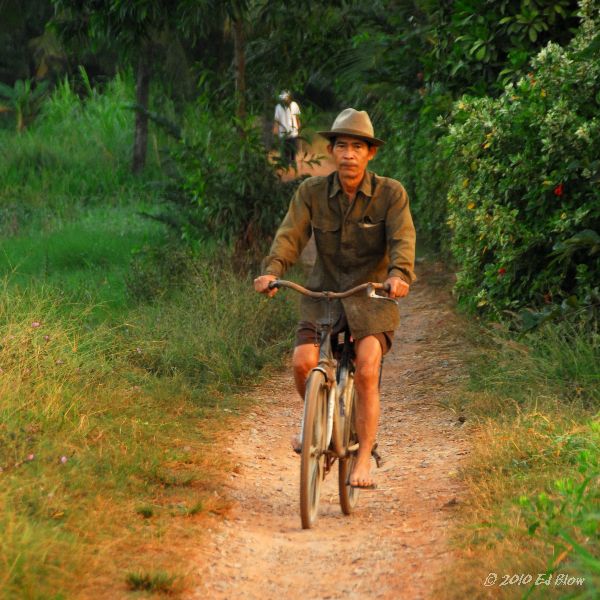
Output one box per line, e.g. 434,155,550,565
192,262,469,600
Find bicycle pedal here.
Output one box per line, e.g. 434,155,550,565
371,444,384,468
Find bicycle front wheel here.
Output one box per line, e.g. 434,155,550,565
300,370,328,529
338,371,360,514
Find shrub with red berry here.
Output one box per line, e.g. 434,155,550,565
443,18,600,316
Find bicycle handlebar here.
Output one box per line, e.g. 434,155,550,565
268,279,391,299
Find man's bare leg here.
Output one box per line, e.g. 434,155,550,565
290,343,319,450
350,335,382,487
292,343,319,398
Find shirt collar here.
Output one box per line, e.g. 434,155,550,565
329,171,374,198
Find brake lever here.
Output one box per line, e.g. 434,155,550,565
366,284,398,303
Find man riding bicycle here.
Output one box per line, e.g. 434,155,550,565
254,108,416,489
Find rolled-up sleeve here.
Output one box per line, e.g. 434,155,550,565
262,183,312,277
386,186,417,284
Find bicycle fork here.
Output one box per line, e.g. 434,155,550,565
325,381,336,449
298,364,335,457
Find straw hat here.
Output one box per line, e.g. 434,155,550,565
318,108,385,146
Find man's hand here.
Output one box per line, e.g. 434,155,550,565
254,274,278,297
385,276,410,299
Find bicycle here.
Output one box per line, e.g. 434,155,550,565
268,279,394,529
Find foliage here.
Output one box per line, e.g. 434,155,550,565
0,206,166,319
444,23,600,315
0,71,156,233
469,319,600,406
52,0,191,51
0,78,49,131
423,0,579,94
126,241,192,303
126,570,178,593
1,3,599,597
518,437,599,598
442,318,599,598
0,76,297,593
335,0,578,108
372,86,454,252
0,0,56,84
242,1,358,111
330,1,581,257
0,255,295,597
128,253,296,387
51,0,213,172
156,102,301,265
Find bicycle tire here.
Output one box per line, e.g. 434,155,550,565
300,370,328,529
338,371,360,514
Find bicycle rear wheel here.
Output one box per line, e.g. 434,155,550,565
338,371,360,514
300,370,328,529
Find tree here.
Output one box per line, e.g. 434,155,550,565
51,0,208,173
0,0,58,84
189,0,250,120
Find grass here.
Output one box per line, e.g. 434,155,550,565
1,75,130,195
0,72,166,236
126,570,178,593
440,320,599,600
0,205,167,318
0,260,296,598
0,74,298,598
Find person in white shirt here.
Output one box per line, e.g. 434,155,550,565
273,90,301,166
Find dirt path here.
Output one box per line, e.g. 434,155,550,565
192,262,470,600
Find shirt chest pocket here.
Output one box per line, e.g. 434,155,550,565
354,219,386,257
312,215,340,257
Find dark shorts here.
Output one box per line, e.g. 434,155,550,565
295,317,393,356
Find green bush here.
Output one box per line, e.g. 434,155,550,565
157,102,300,265
374,88,454,254
444,16,600,315
422,0,579,94
518,429,599,597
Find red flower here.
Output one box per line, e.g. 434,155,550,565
498,267,506,276
554,183,564,196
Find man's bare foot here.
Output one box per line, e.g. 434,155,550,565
349,454,377,489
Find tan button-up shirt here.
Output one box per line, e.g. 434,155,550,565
263,171,416,339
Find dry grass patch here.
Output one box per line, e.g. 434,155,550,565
438,321,599,600
0,265,295,599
